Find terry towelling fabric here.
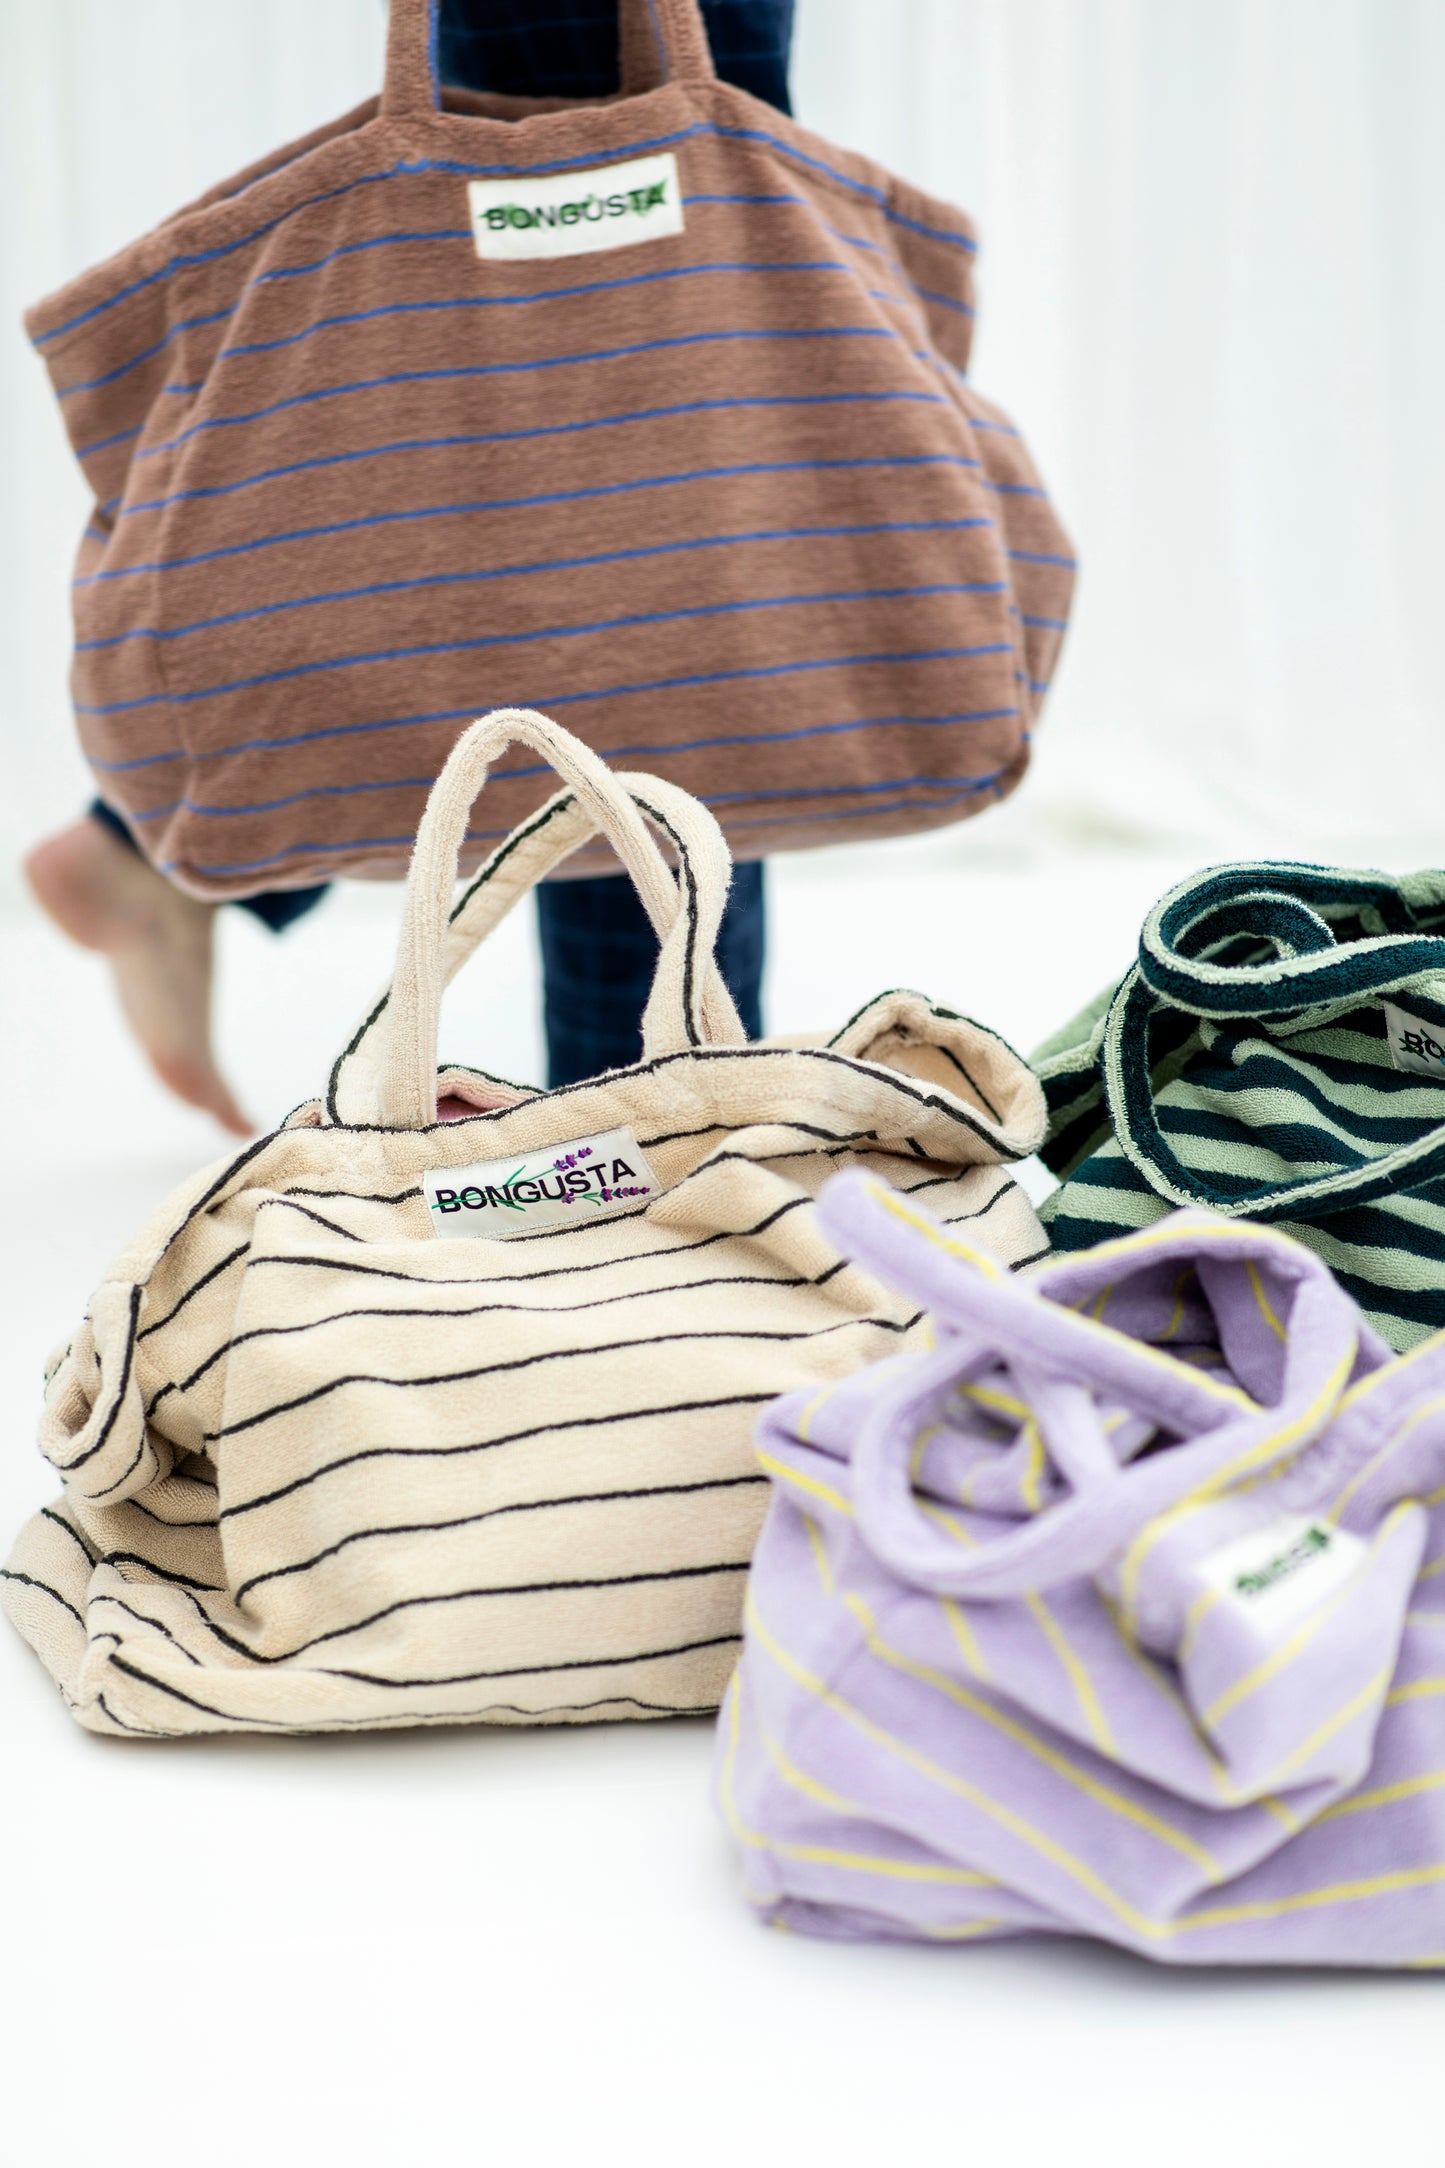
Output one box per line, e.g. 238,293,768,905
1,710,1047,1738
719,1171,1445,1967
28,0,1072,897
1036,861,1445,1353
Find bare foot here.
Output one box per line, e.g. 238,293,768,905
24,818,253,1137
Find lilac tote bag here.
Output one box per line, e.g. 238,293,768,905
717,1171,1445,1967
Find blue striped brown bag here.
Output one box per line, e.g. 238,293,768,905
1036,861,1445,1352
28,0,1072,899
1,708,1049,1738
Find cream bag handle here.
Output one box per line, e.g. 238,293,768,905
330,708,745,1129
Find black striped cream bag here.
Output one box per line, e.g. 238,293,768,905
4,710,1048,1738
1036,861,1445,1352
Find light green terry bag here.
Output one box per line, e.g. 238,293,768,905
1035,860,1445,1351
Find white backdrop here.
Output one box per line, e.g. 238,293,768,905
1,0,1442,890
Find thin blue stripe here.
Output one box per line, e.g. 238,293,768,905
75,585,1003,719
73,421,145,461
126,709,1019,823
77,451,980,588
57,304,233,401
92,650,1009,777
81,259,872,393
255,226,473,282
163,773,1009,881
727,780,1008,834
134,325,898,461
78,515,992,653
111,390,948,524
1022,614,1069,631
1009,547,1078,569
989,481,1045,498
39,118,974,350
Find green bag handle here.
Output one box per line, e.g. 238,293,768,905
1102,861,1445,1222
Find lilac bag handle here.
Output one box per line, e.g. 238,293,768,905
814,1173,1362,1600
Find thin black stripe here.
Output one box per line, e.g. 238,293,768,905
52,1284,142,1473
233,1473,768,1604
324,793,569,1122
147,1268,827,1412
105,1653,725,1731
137,1241,248,1339
259,1197,362,1241
95,1691,171,1736
206,1314,917,1443
282,1182,423,1207
88,1591,204,1664
41,1505,99,1566
141,1559,753,1670
221,1391,776,1521
322,1039,1013,1156
0,1568,85,1627
928,1041,1004,1123
97,1551,224,1593
249,1193,813,1288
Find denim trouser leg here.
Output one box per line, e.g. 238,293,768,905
537,859,766,1088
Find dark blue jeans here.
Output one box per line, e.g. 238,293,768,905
90,0,792,1087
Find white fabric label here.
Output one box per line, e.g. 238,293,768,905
467,153,684,261
1383,999,1445,1080
424,1125,661,1240
1197,1515,1368,1635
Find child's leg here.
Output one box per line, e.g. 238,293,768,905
537,860,766,1089
25,808,324,1136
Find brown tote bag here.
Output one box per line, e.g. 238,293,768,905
29,0,1074,900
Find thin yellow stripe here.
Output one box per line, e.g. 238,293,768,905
1024,1592,1116,1755
939,1594,991,1682
1420,1559,1445,1582
747,1592,1174,1935
837,1592,1222,1881
721,1669,1000,1891
759,1725,999,1888
1179,1862,1445,1934
1118,1344,1356,1634
800,1512,835,1596
1258,1665,1393,1788
1203,1557,1375,1730
757,1446,853,1520
1096,1594,1300,1829
1245,1259,1288,1342
795,1382,838,1445
1160,1268,1194,1344
1178,1583,1223,1666
920,1917,1010,1942
871,1183,1004,1280
748,1595,1445,1942
1327,1393,1445,1526
1317,1768,1445,1823
1387,1677,1445,1705
906,1503,994,1679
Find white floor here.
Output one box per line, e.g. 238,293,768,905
1,816,1439,2166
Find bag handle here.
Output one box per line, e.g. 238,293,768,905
1104,864,1445,1220
812,1173,1358,1600
381,0,716,120
330,708,744,1129
1139,863,1445,1019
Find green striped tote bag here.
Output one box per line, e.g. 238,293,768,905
1035,861,1445,1351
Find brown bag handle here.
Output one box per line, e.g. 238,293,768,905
381,0,716,120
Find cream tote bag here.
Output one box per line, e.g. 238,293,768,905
3,710,1048,1739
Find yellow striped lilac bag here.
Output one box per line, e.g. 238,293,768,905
2,709,1048,1738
